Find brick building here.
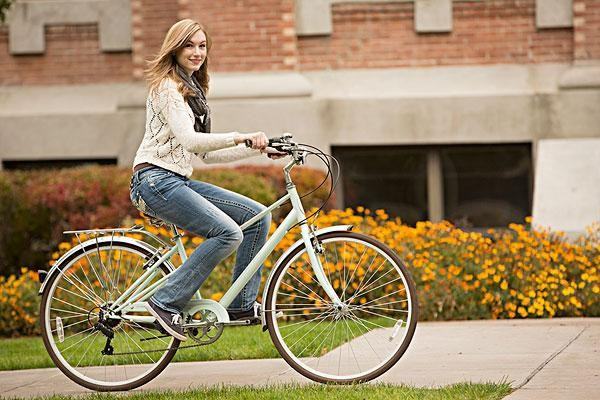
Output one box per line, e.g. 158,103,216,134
0,0,599,232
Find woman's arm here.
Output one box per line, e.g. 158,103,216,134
161,81,268,153
199,145,262,164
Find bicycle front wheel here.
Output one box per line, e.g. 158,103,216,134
40,238,179,391
265,231,418,383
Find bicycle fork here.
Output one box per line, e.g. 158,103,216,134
290,189,343,308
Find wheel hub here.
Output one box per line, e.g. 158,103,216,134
333,303,351,320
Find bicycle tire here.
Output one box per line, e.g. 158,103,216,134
265,231,418,383
40,238,180,391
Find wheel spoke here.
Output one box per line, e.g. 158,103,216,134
346,313,383,363
51,296,94,314
353,286,407,308
281,309,335,339
342,316,361,372
284,267,328,304
346,259,388,303
349,275,403,305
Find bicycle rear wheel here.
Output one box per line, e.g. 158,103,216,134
265,231,418,383
40,238,179,391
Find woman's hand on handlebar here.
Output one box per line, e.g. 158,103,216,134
262,147,288,159
235,132,268,150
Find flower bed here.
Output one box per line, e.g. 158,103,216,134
1,209,597,337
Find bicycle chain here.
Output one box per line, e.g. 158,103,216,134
110,340,210,356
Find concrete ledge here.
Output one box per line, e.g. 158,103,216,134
208,72,313,100
1,65,598,179
304,63,570,98
0,72,313,116
559,65,600,89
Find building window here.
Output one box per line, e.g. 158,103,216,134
333,146,428,224
332,143,532,228
2,158,117,170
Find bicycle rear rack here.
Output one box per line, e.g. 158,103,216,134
63,225,171,248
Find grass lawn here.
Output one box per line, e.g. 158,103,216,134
9,383,513,400
1,325,278,371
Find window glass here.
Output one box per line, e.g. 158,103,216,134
441,144,532,228
332,146,428,225
333,144,532,228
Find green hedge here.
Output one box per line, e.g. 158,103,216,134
0,165,332,277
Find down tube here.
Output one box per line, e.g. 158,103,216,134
219,211,298,309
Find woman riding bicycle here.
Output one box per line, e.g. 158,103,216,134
130,19,281,341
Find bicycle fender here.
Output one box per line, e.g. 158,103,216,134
38,236,165,295
260,224,353,314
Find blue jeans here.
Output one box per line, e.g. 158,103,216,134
129,166,271,314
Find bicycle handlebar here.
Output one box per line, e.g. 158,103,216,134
244,134,297,154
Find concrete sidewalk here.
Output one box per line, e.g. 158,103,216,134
1,318,598,399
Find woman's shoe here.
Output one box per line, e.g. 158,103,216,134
146,301,187,341
228,302,261,325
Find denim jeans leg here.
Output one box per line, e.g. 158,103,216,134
185,180,271,312
131,169,243,314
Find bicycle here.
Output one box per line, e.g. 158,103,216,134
37,134,418,391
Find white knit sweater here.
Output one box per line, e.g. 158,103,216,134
132,78,261,177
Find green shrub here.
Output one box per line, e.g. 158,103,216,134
0,165,330,277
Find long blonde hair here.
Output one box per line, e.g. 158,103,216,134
145,19,212,96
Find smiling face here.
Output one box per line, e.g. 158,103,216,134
175,30,207,76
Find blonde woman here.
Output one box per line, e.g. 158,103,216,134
130,19,278,340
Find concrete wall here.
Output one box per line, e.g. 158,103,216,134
2,63,599,164
532,138,600,236
1,63,599,231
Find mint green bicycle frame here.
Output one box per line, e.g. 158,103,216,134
104,158,343,322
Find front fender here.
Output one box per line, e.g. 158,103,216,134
38,236,163,295
260,224,353,316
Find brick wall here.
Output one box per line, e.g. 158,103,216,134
297,0,573,70
131,0,180,80
574,0,600,61
185,0,297,72
1,0,599,86
0,24,132,85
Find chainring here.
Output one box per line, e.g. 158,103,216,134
186,309,224,344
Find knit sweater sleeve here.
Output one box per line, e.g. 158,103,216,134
160,80,237,153
200,145,263,164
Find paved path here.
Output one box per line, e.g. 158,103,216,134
1,318,598,399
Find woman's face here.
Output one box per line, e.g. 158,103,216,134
175,30,207,76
